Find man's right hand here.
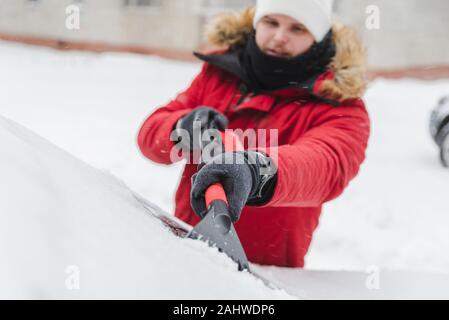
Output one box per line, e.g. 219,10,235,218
174,107,228,152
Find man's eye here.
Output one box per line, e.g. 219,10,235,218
265,20,278,27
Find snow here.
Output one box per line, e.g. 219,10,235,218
1,40,449,299
0,115,292,299
306,79,449,273
251,266,449,300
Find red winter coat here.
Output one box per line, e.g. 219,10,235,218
138,12,370,268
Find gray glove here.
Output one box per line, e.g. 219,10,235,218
190,151,277,222
174,107,228,153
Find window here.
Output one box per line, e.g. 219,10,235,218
197,0,255,16
24,0,41,9
204,0,255,10
123,0,163,14
123,0,163,7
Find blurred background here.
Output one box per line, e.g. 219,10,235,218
1,0,449,76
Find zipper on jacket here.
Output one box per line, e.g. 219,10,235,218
233,83,251,110
224,90,237,114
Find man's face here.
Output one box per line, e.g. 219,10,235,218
255,14,315,58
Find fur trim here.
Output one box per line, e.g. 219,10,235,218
205,7,367,101
205,7,256,49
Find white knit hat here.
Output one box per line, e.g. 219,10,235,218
253,0,334,42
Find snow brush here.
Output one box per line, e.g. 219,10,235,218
187,130,250,272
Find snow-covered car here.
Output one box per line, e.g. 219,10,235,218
0,115,290,300
430,96,449,166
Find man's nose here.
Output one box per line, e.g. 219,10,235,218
273,29,289,45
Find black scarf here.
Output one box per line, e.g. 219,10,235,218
194,30,336,94
242,31,336,92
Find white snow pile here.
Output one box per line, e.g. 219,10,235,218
0,115,292,300
252,265,449,300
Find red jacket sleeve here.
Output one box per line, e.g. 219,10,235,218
137,63,209,164
261,100,370,208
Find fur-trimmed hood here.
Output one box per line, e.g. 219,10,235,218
203,7,367,101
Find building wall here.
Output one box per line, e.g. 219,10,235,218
0,0,205,50
335,0,449,69
0,0,448,69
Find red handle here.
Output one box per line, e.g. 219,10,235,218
205,183,228,208
204,131,243,207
